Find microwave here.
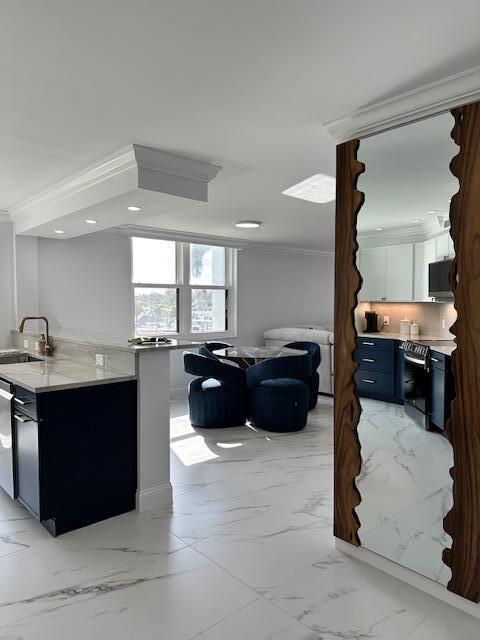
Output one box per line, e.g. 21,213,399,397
428,259,453,299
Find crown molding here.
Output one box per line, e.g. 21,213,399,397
323,65,480,142
358,218,452,248
244,242,334,257
8,145,222,235
114,224,333,256
115,225,249,249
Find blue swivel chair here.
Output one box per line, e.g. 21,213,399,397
183,352,248,428
199,341,233,361
285,341,321,410
246,355,310,432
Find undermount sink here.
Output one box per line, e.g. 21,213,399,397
0,354,43,364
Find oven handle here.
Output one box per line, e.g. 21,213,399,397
404,354,427,366
0,388,13,401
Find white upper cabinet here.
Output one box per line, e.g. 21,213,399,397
414,238,436,302
435,231,454,261
358,247,386,301
386,244,413,301
358,244,413,302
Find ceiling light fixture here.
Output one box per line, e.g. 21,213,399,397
54,230,65,234
234,220,262,229
375,227,383,231
427,209,438,214
282,173,336,204
85,219,97,224
411,219,420,223
128,206,142,212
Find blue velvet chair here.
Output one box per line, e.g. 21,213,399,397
285,341,321,410
246,355,310,432
199,341,233,360
183,352,248,428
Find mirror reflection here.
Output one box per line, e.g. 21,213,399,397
355,112,457,585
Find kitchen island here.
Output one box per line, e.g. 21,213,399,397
0,330,201,535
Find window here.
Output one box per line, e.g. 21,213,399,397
131,237,236,339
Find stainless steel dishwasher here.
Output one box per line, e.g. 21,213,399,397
0,378,14,498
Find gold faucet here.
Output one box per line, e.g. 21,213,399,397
19,316,55,357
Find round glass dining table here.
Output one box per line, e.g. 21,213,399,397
212,345,307,369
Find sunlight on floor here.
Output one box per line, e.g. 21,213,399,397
170,434,219,466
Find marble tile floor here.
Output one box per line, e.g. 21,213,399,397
0,396,478,639
356,398,454,586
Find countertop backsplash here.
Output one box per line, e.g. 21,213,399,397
360,301,456,340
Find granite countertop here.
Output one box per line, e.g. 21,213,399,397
0,353,137,393
357,332,454,342
12,329,203,353
357,332,455,356
429,345,455,356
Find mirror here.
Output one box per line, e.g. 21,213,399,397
354,112,457,585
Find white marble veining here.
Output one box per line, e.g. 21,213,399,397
0,355,137,392
0,397,477,639
357,398,454,586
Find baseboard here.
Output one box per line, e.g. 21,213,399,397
136,482,172,512
170,386,188,402
335,538,480,618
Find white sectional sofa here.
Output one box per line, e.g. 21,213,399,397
263,325,334,395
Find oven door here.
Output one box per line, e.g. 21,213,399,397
0,379,14,498
403,354,429,415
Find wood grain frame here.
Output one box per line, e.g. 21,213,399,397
442,101,480,602
333,139,364,546
334,101,480,602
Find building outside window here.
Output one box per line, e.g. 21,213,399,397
131,236,236,339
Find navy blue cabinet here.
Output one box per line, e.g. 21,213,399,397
13,380,137,536
429,351,453,432
355,338,401,403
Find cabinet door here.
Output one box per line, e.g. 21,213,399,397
429,364,445,430
14,414,40,516
385,244,413,301
414,239,436,301
358,247,386,301
435,233,450,261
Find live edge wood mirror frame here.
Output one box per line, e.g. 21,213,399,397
334,99,480,603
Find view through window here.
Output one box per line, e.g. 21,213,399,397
132,237,234,337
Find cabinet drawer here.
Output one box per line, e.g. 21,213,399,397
357,337,395,352
355,349,394,373
429,351,447,370
13,386,37,421
355,370,395,397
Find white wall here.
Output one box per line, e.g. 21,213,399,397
15,235,39,325
32,232,334,394
0,221,15,346
37,232,133,336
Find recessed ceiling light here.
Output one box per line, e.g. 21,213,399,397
427,209,438,214
128,206,142,212
54,230,65,234
282,173,336,204
375,228,383,231
85,219,97,224
234,220,262,229
411,219,420,223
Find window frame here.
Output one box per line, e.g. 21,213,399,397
131,237,237,340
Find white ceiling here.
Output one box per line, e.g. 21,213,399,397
3,1,480,250
358,112,458,234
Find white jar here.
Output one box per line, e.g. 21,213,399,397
410,322,420,337
400,319,411,334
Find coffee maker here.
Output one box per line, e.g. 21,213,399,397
365,311,381,333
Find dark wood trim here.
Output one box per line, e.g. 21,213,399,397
443,102,480,602
333,139,364,546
